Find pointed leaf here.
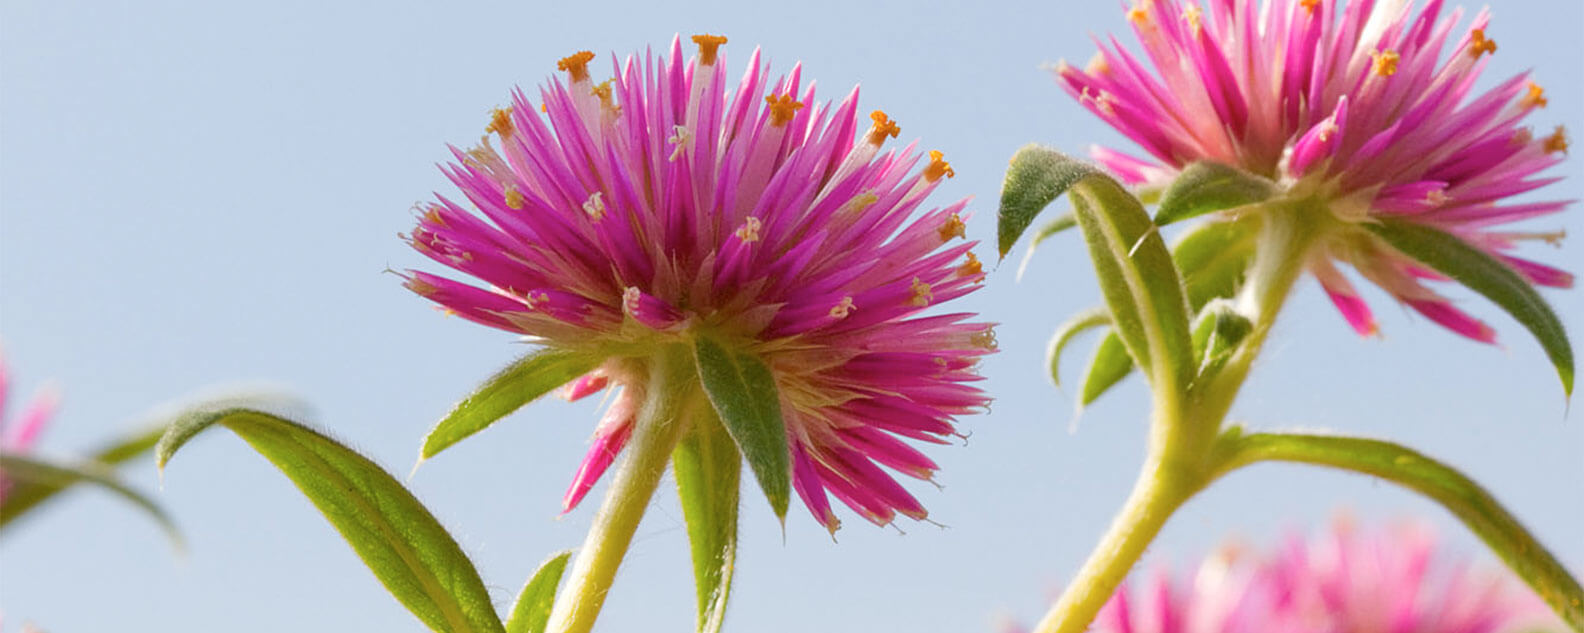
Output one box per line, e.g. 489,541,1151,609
692,335,790,519
1172,219,1256,310
0,424,163,529
421,349,601,460
158,407,505,633
1047,307,1110,388
1367,219,1574,395
1080,334,1136,406
672,407,740,632
998,145,1104,258
0,451,180,546
504,551,572,633
1153,161,1278,226
1070,175,1195,393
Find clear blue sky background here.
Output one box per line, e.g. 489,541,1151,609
2,1,1580,631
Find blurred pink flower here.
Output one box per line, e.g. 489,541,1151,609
0,351,60,506
1058,0,1570,341
403,36,994,532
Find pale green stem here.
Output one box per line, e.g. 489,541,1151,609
546,346,697,633
1032,202,1325,633
1209,430,1584,631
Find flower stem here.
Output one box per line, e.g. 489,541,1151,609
1209,430,1584,631
546,346,696,633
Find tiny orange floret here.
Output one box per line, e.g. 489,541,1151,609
924,150,955,182
1544,126,1570,155
486,107,513,137
908,277,934,307
1371,50,1400,77
765,93,804,127
1126,2,1150,25
692,34,728,65
866,110,901,145
956,252,983,278
1300,0,1321,13
557,51,596,82
504,188,526,210
937,214,966,242
1522,82,1548,109
1469,28,1497,58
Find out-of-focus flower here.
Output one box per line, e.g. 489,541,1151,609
1080,521,1559,633
0,351,59,506
1058,0,1570,341
403,35,993,532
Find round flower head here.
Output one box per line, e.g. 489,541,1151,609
1058,0,1571,341
1006,521,1559,633
404,36,993,532
0,350,59,506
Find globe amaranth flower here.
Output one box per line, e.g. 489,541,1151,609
1004,520,1560,633
0,351,59,506
1057,0,1571,341
403,35,993,532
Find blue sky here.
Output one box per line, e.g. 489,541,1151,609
2,1,1580,631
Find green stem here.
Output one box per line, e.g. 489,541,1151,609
1209,430,1584,631
546,346,697,633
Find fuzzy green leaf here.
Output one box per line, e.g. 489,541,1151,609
420,349,601,461
673,407,741,632
0,451,180,547
504,551,572,633
1069,175,1195,394
997,145,1104,258
692,335,790,520
1047,307,1111,388
1367,219,1574,395
1154,161,1278,226
158,407,504,633
1172,219,1256,310
1080,334,1136,406
0,424,163,530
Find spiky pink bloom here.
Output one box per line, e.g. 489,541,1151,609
1007,521,1560,633
0,351,60,506
1058,0,1571,341
404,36,994,532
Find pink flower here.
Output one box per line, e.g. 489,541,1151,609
404,36,993,532
1058,0,1571,341
1051,521,1558,633
0,351,60,506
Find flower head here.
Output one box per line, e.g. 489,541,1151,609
1059,0,1571,341
0,350,59,506
404,36,992,532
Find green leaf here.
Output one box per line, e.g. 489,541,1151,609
997,145,1104,258
504,551,572,633
1153,161,1278,226
672,407,741,632
0,451,181,547
0,424,163,530
1367,219,1574,395
692,335,790,520
1080,334,1136,406
420,348,601,461
1069,174,1196,394
158,407,505,633
1172,219,1256,311
1189,301,1253,385
1047,307,1110,388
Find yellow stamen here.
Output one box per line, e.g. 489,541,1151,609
1512,127,1534,146
1085,52,1110,75
422,206,447,227
504,187,526,210
582,191,606,220
735,217,762,242
924,150,955,182
591,79,619,114
1544,126,1570,154
765,93,805,127
557,51,596,82
937,213,967,242
1424,189,1450,207
970,327,999,351
1300,0,1321,13
908,277,934,307
956,252,983,278
1522,82,1548,109
828,296,856,319
525,290,551,308
1182,5,1203,34
840,191,880,217
406,277,439,297
1316,117,1339,143
1126,2,1150,25
867,110,901,145
1469,28,1497,58
486,107,513,137
1371,50,1400,77
1082,87,1117,116
667,125,693,161
692,34,728,66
